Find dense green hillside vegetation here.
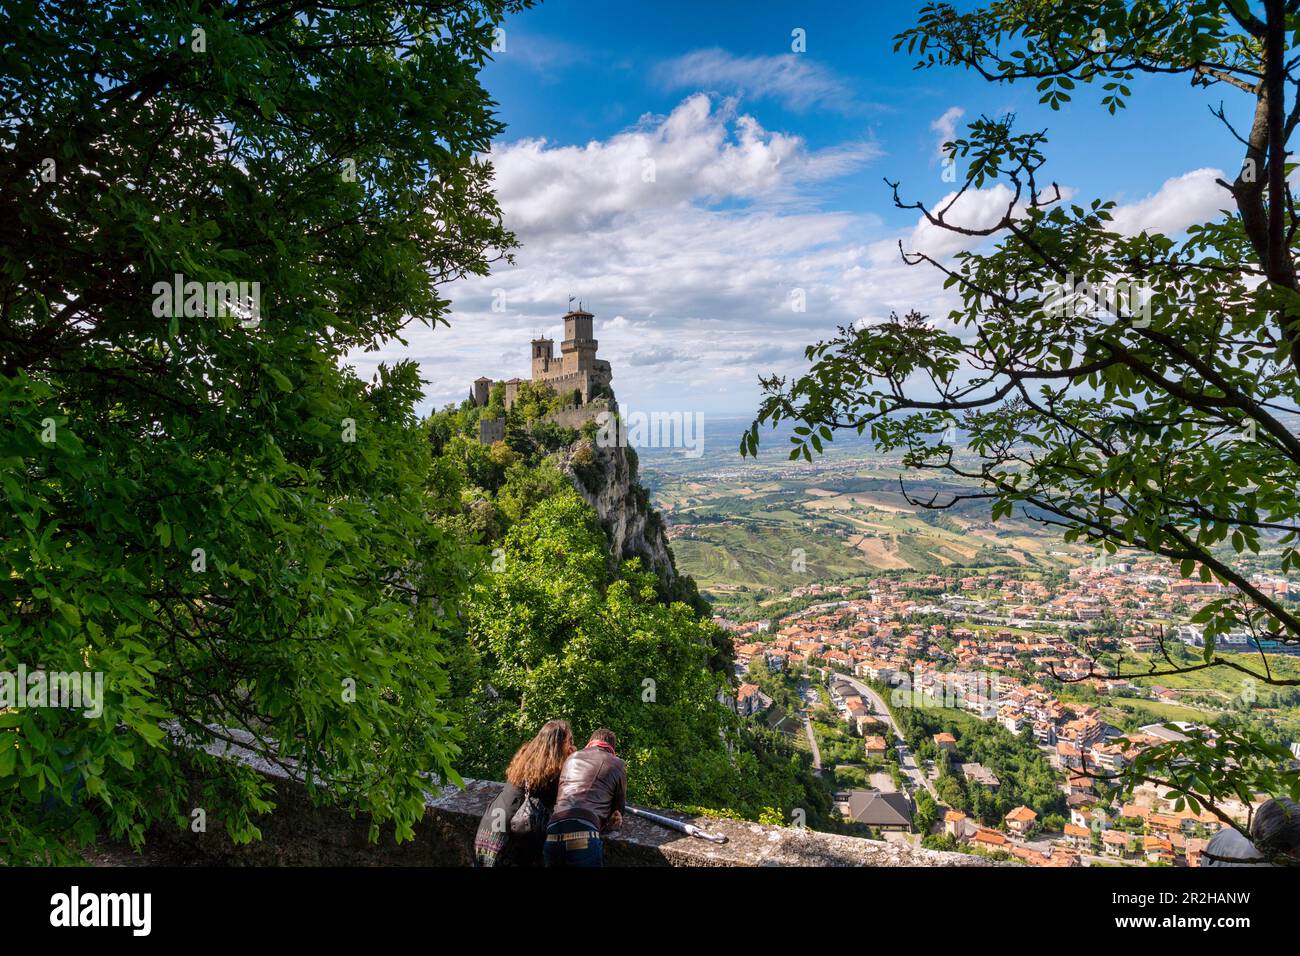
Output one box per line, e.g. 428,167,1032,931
423,397,834,826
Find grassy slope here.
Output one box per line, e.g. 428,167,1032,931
659,467,1086,592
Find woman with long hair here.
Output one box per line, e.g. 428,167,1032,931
473,719,575,867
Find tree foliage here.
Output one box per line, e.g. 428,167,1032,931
746,0,1300,823
460,481,831,819
421,398,832,825
1,0,525,863
895,703,1065,824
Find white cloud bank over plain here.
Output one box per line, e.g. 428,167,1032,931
354,94,1238,418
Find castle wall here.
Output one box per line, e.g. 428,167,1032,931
533,351,593,378
537,369,595,403
545,399,615,431
479,310,611,422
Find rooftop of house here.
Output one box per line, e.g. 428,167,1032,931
960,763,1001,786
843,790,914,829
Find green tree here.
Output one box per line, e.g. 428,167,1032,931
914,788,939,835
935,773,968,813
1,0,524,863
458,486,832,823
508,380,561,424
745,0,1300,833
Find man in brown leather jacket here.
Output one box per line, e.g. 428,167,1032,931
543,728,626,867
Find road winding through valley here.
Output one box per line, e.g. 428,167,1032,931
837,673,939,801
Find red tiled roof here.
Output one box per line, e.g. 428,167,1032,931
1006,806,1037,824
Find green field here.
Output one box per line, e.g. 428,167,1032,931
1050,646,1300,738
652,462,1090,599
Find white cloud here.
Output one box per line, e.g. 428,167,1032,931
905,183,1019,259
353,93,1232,420
489,94,877,236
930,106,964,156
655,48,860,114
1107,168,1230,236
356,95,896,414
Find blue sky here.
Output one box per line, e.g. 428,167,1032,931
366,0,1248,417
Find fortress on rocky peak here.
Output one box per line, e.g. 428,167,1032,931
472,305,613,412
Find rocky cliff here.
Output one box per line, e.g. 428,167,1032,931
551,430,725,667
559,436,676,586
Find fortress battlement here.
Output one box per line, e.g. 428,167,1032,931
473,306,613,412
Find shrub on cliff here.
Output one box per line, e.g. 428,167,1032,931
457,487,832,823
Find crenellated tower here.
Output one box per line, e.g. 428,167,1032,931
473,304,613,412
561,307,598,372
531,336,555,377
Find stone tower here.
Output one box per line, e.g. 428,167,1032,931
561,307,597,372
531,337,555,377
473,305,613,414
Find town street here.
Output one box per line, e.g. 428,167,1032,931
799,679,823,771
838,673,939,801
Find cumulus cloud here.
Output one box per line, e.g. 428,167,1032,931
353,95,1002,415
930,106,964,156
489,94,878,235
1107,168,1231,236
905,183,1020,259
655,48,859,113
626,346,687,367
353,90,1231,420
353,96,894,413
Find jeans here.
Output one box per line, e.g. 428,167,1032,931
543,819,603,867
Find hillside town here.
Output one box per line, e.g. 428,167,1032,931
718,560,1300,867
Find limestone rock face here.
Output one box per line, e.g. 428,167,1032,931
559,437,675,585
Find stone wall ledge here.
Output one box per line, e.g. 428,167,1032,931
146,727,1004,867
